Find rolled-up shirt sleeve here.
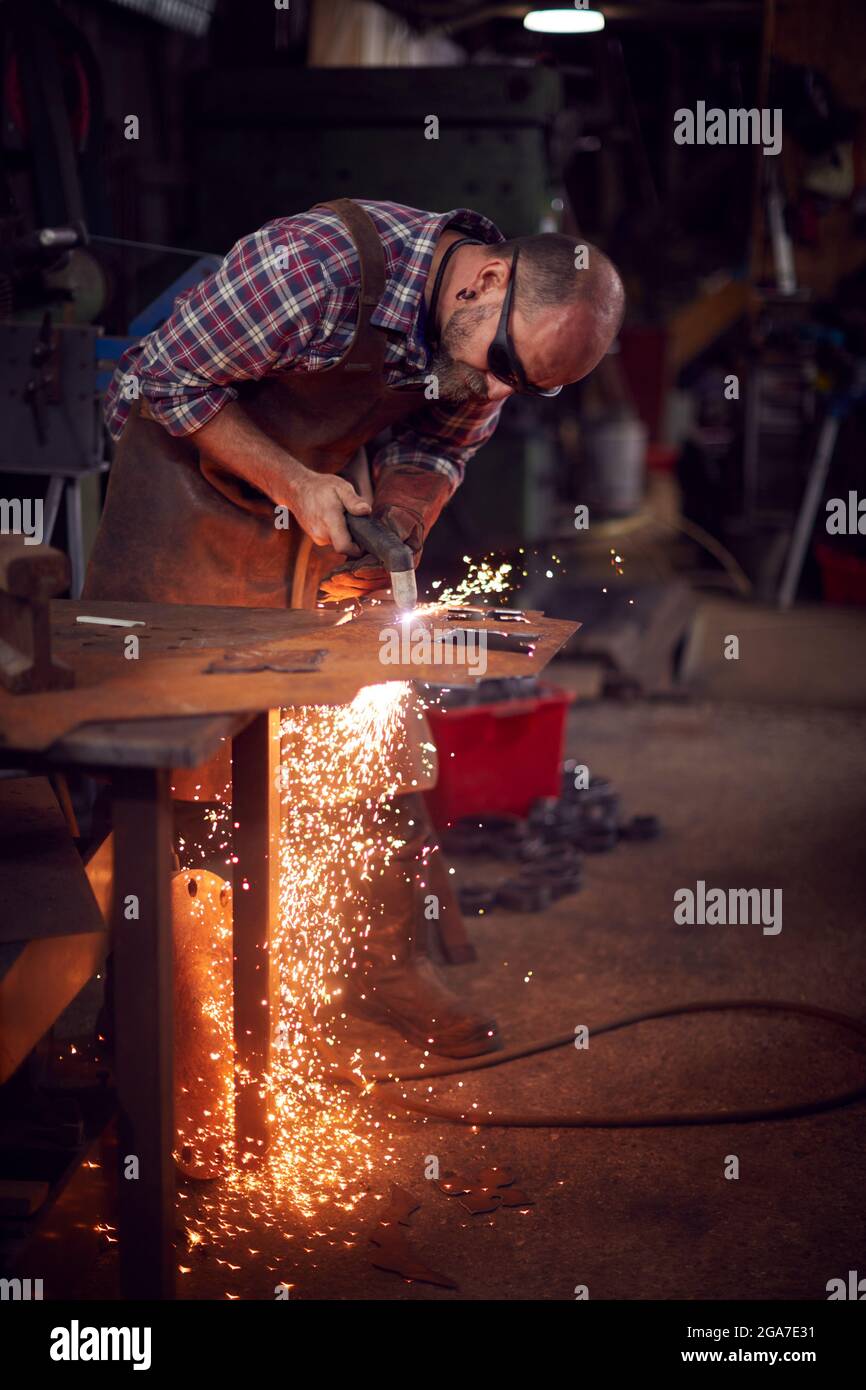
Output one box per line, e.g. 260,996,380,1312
371,396,504,490
111,222,327,438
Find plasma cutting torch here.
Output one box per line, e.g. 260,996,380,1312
345,512,417,612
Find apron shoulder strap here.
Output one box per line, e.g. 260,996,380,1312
313,198,387,372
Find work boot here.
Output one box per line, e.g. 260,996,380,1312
346,907,500,1058
344,797,500,1058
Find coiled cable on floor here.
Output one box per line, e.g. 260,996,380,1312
316,999,866,1128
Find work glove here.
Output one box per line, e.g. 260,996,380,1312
319,467,453,603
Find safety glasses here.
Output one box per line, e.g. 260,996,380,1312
487,247,563,397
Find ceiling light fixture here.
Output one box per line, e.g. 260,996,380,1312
524,7,605,34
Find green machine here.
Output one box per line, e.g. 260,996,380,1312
191,65,562,245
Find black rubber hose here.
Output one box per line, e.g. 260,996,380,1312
318,999,866,1128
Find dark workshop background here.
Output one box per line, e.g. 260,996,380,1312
3,0,866,606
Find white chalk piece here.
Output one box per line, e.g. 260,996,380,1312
75,615,145,628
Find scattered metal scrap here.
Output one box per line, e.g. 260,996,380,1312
205,647,326,675
487,609,531,624
367,1183,458,1290
457,884,498,916
620,813,662,842
451,762,662,916
381,1184,422,1227
435,1166,533,1215
367,1168,532,1288
449,626,540,655
445,607,530,624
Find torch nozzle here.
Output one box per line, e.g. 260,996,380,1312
390,566,418,613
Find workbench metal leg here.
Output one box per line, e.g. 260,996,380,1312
232,710,280,1165
65,477,85,597
43,476,65,545
112,767,175,1300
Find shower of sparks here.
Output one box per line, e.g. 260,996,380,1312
422,549,568,613
177,679,437,1278
172,756,233,871
258,680,418,1215
174,873,235,1180
170,548,567,1281
425,556,514,608
604,547,635,603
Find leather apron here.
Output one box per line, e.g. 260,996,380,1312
83,199,428,801
83,198,426,612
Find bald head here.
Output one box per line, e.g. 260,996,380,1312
501,235,622,320
432,232,625,403
506,234,623,353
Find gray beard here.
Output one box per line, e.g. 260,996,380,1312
428,301,496,402
429,347,489,403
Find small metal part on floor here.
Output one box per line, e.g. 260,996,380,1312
446,774,656,917
435,1166,533,1215
368,1183,458,1290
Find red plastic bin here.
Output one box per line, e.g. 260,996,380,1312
424,684,574,828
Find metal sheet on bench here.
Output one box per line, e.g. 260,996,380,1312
0,600,578,754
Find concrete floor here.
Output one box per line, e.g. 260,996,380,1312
30,598,866,1301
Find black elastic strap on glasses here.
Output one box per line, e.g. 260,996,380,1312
488,246,562,398
426,236,483,347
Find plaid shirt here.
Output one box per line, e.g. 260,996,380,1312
105,199,506,488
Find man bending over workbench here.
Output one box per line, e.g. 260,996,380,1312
84,198,624,1057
